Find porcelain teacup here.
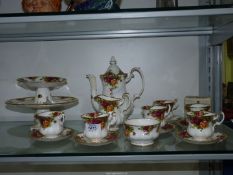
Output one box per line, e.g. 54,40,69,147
34,111,65,138
153,99,178,118
144,105,171,127
124,118,160,146
81,112,109,142
186,111,225,141
141,105,152,117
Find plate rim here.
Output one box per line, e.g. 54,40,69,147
5,96,79,109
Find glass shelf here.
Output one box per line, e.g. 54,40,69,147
0,120,233,164
0,5,232,43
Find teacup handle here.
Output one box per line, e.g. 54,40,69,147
159,105,172,127
164,104,172,119
213,112,225,128
173,99,179,111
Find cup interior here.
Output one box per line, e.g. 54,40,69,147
150,105,167,110
186,111,215,117
186,103,210,111
36,111,63,118
81,112,108,124
190,103,209,108
125,118,160,126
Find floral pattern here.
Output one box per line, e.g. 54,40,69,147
124,125,135,137
124,125,154,137
102,71,123,89
179,130,190,138
43,76,61,82
188,111,211,129
19,76,63,83
35,111,63,128
150,109,166,120
161,123,173,130
82,112,108,129
94,96,118,112
38,117,52,128
51,111,63,117
139,126,154,134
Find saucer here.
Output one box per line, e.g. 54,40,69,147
5,96,79,109
177,130,227,145
74,132,118,146
30,128,74,142
160,123,175,134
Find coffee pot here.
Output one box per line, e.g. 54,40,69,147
86,56,144,122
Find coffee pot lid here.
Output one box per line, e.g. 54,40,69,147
104,56,125,75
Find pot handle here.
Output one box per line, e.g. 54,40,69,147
213,112,225,128
125,67,145,102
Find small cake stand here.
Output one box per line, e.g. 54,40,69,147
5,76,79,133
7,76,79,113
17,76,67,108
17,76,68,112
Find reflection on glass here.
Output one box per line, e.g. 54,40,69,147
156,0,178,8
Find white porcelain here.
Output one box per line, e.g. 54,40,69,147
153,99,178,118
34,111,65,138
124,118,160,146
94,94,131,130
35,87,54,104
81,112,109,142
31,127,73,142
186,111,225,141
6,96,79,109
74,132,118,146
141,105,152,117
16,76,67,104
17,76,67,90
178,131,227,145
86,56,145,122
144,105,171,127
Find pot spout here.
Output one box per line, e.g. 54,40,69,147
86,74,97,98
86,74,99,112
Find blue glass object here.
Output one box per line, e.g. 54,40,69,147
73,0,119,11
